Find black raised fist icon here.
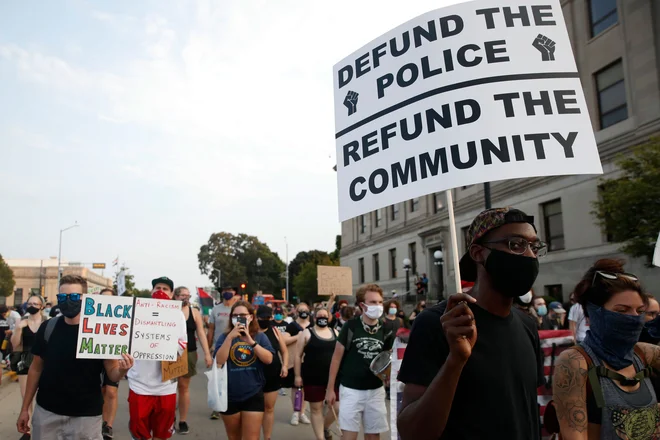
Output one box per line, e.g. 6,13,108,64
344,90,359,116
532,34,556,61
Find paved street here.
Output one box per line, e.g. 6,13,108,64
0,360,392,439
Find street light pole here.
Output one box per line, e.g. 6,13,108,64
403,258,411,300
434,250,445,300
57,223,79,292
256,258,263,291
284,237,289,303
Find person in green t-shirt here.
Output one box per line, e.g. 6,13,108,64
326,284,392,440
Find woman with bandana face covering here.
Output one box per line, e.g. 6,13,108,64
256,305,289,440
294,308,340,440
639,294,660,345
214,301,275,440
553,259,660,439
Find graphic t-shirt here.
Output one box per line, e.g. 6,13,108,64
0,316,9,347
209,304,232,345
32,317,105,417
215,332,274,402
337,318,393,390
273,321,288,335
397,303,543,440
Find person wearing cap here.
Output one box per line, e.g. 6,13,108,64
397,207,545,440
255,305,288,440
207,284,238,420
127,277,187,440
541,301,567,331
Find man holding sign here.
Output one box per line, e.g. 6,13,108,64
127,276,187,440
16,275,134,440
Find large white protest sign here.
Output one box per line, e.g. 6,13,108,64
131,297,183,361
333,0,602,221
77,294,134,359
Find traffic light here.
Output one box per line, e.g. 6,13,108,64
240,283,247,290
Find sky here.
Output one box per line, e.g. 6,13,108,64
0,0,459,289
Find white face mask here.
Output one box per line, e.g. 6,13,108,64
519,291,533,304
231,317,239,326
364,304,384,320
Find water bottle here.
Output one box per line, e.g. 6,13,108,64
294,387,303,412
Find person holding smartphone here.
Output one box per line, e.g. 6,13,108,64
215,301,275,440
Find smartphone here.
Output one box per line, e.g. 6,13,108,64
237,316,248,335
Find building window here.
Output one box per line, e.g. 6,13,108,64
596,60,627,129
14,288,23,307
410,198,419,212
389,248,397,279
358,258,365,283
543,199,565,251
359,215,366,234
545,284,563,302
373,254,380,281
375,209,383,228
391,204,400,221
462,226,471,252
0,296,5,305
409,242,417,274
589,0,617,37
433,193,444,213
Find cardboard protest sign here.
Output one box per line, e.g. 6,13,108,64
317,266,353,296
131,298,184,361
77,294,134,359
333,0,602,221
161,347,188,382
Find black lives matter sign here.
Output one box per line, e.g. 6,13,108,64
332,0,602,221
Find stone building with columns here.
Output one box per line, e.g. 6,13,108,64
339,0,660,302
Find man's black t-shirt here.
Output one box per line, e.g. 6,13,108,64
285,320,308,337
397,302,543,440
32,317,105,417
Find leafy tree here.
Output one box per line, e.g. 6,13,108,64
133,289,152,298
112,265,146,296
593,138,660,264
198,232,286,297
292,255,338,303
0,254,15,298
330,235,342,263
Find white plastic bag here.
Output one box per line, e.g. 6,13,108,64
205,357,228,412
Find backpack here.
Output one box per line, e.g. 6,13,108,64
543,345,651,436
44,315,61,343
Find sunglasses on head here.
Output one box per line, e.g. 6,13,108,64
57,293,82,302
591,271,639,286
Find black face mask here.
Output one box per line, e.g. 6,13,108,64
316,318,329,327
298,311,309,319
484,249,539,298
26,306,40,315
59,298,82,318
257,319,271,330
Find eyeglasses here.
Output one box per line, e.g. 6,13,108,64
57,293,82,302
482,237,547,257
591,271,639,286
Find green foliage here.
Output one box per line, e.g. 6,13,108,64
133,289,152,298
198,232,286,297
593,138,660,264
330,235,342,263
293,255,338,303
0,254,15,298
112,265,148,297
288,250,332,299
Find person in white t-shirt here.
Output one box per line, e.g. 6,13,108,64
127,277,187,440
568,295,589,343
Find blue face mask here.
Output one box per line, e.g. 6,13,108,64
645,315,660,339
274,314,283,321
536,305,548,317
583,302,644,370
222,292,234,301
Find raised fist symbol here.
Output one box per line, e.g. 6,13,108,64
344,90,359,116
533,34,556,61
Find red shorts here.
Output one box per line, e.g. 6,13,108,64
304,385,340,403
128,390,176,440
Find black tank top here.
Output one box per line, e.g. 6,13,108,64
302,327,336,386
21,324,37,351
263,326,282,378
185,309,197,352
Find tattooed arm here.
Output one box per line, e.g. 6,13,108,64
553,348,589,440
637,342,660,369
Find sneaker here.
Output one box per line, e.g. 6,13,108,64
178,421,189,435
210,411,219,420
102,421,114,439
300,413,311,424
279,388,287,396
290,412,300,426
324,428,333,439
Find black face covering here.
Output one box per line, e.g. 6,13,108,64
298,311,309,319
316,318,329,327
484,249,539,298
257,319,271,330
26,306,40,315
59,298,82,318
